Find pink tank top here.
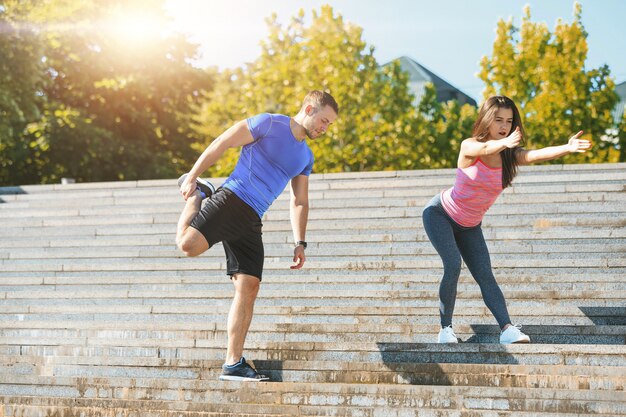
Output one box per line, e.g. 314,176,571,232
440,158,503,227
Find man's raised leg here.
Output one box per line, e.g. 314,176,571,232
176,190,209,257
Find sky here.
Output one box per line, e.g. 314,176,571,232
164,0,626,102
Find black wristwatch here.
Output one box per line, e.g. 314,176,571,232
296,240,307,249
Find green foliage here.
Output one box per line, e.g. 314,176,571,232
0,0,213,185
196,6,475,176
7,2,617,185
0,2,48,185
479,3,619,163
412,84,477,169
618,110,626,162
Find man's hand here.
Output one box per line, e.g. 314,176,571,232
291,246,306,269
180,176,198,201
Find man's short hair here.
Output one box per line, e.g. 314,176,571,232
303,90,339,115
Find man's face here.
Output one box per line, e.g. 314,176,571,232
303,105,337,139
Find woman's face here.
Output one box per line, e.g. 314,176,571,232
488,107,514,140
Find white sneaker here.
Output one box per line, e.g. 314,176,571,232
437,326,458,343
499,324,530,344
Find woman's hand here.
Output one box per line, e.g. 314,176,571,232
503,127,522,149
567,131,592,153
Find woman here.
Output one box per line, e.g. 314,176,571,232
422,95,592,344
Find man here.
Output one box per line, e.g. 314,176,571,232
176,90,339,381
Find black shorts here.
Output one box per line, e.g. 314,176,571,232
189,188,264,280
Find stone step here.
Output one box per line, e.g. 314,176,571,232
0,211,616,236
9,181,615,207
0,247,625,260
1,306,623,325
0,232,420,248
1,163,624,416
0,164,622,194
2,284,624,300
0,404,617,417
0,243,619,267
2,282,622,302
3,354,625,390
0,321,624,345
4,179,613,203
1,316,624,333
0,305,623,324
2,219,624,241
2,189,622,215
1,281,624,295
2,293,624,311
0,167,608,201
0,244,626,260
2,192,624,218
2,379,625,415
0,202,626,226
2,178,615,203
0,264,622,277
0,187,620,223
1,183,624,209
1,267,622,284
133,342,626,366
0,260,622,275
3,239,625,260
1,272,624,294
2,184,624,217
0,229,622,251
1,278,624,294
4,342,625,366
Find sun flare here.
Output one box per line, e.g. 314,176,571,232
100,11,166,46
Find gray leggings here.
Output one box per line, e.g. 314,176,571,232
422,194,511,329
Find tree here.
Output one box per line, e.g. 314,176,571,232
0,1,49,185
478,3,619,163
196,6,435,176
0,0,213,185
411,83,477,169
617,110,626,162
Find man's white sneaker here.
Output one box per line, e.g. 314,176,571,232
499,324,530,344
437,326,458,343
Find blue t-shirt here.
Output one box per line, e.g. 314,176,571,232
222,113,314,218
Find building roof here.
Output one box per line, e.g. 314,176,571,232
385,56,477,107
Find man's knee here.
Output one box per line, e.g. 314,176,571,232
177,230,208,257
178,241,200,257
232,274,261,297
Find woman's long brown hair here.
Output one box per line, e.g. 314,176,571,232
472,96,525,189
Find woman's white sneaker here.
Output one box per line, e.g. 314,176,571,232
437,326,459,343
499,324,530,344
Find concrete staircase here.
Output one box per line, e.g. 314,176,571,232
0,163,624,416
